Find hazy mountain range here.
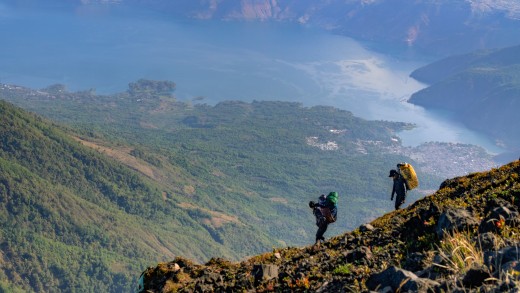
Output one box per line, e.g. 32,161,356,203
8,0,520,56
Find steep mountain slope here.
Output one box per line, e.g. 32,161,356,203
0,100,259,292
141,159,520,292
408,45,520,150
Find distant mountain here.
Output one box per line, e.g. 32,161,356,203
53,0,520,56
408,45,520,150
141,159,520,292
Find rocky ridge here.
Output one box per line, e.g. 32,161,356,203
140,160,520,292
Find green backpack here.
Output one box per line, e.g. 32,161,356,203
326,192,338,206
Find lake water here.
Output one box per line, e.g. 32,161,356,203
0,2,503,154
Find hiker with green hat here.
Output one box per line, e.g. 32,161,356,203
309,192,338,247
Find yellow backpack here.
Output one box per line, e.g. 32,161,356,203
397,163,419,190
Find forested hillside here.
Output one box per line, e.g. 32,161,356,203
0,80,496,291
0,100,257,292
409,45,520,150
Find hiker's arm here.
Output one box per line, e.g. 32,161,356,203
402,178,409,191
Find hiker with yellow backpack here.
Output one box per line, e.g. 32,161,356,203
389,163,418,210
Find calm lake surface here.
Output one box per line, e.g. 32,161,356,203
0,3,502,153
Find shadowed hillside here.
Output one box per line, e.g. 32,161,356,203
141,160,520,292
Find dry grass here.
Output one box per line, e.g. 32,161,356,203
72,136,157,179
177,202,242,228
435,230,484,274
269,197,288,204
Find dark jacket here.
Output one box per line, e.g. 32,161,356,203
391,175,407,199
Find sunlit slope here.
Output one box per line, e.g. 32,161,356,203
141,159,520,292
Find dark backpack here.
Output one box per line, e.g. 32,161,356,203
320,207,336,223
322,192,338,223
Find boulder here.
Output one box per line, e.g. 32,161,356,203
461,264,492,288
346,246,372,263
436,208,479,238
496,246,520,265
479,206,520,233
252,264,279,284
485,246,520,269
402,252,426,272
476,232,499,251
366,266,439,292
200,271,223,285
360,223,375,232
500,260,520,278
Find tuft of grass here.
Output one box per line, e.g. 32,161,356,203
333,263,354,276
435,230,484,274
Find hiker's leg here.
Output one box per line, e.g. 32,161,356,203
395,194,401,210
395,194,405,210
316,221,328,242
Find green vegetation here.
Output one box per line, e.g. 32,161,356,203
0,100,241,292
333,263,354,276
0,80,446,291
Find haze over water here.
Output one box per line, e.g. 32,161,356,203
0,3,502,153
